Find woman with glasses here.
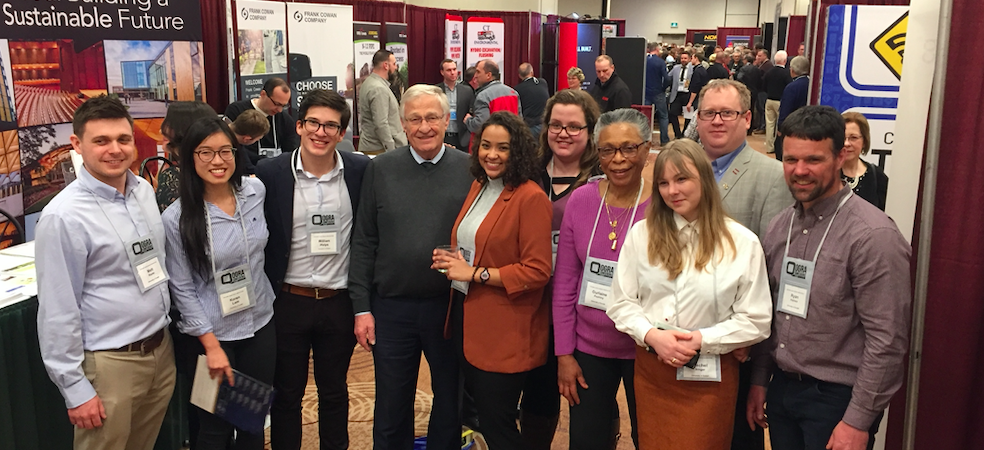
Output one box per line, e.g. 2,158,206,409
554,108,654,450
162,117,277,450
841,112,888,210
431,111,552,450
606,139,772,449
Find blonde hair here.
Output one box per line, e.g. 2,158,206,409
646,139,735,279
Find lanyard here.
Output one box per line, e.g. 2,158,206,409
585,178,644,258
783,192,853,262
291,149,343,210
88,185,155,246
204,191,252,277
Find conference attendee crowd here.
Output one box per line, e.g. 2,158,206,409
35,45,908,450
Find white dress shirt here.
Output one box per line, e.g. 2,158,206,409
284,150,353,289
606,214,772,355
36,166,171,408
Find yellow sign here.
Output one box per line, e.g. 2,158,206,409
869,11,908,80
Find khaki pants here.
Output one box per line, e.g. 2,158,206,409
75,330,176,450
765,99,781,152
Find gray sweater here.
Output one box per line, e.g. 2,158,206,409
349,147,473,313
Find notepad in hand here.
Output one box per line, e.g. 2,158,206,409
190,354,274,434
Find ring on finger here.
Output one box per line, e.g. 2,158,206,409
671,357,678,364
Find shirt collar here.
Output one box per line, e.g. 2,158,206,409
78,164,139,200
410,145,446,164
673,213,699,244
795,184,852,219
711,142,747,182
294,149,344,180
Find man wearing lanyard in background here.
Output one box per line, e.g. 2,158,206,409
435,59,474,151
36,95,176,450
256,89,370,450
748,106,911,450
224,77,300,165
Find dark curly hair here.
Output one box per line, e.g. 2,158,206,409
469,111,540,188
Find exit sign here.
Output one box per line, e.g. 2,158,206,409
671,22,678,28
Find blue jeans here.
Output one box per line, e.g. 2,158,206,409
644,93,670,145
766,372,883,450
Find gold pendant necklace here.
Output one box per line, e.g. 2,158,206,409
604,188,633,251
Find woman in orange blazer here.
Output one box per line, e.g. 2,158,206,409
432,111,553,450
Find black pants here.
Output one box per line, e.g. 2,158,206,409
270,290,355,450
372,294,460,450
197,320,277,450
669,92,690,139
568,350,638,450
466,362,531,450
756,92,767,130
766,372,883,450
520,331,560,418
730,361,765,450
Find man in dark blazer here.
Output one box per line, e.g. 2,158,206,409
256,89,370,450
775,56,812,160
436,59,475,151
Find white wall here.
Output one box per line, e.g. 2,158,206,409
611,0,761,41
556,0,602,17
379,0,558,15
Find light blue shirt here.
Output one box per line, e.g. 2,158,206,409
162,177,275,341
410,145,447,164
36,166,171,408
712,142,747,182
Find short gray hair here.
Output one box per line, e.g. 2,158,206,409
774,50,788,66
400,84,450,118
789,55,810,76
593,108,651,144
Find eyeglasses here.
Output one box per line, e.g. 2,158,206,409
270,98,290,108
195,147,237,163
547,123,588,136
598,141,649,160
696,109,746,121
302,119,342,135
404,115,444,127
846,134,864,143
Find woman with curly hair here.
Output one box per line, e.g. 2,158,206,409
432,111,553,450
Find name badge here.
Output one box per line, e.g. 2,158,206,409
777,256,814,319
450,110,457,121
676,354,722,382
551,230,560,275
125,235,169,293
452,246,474,295
258,147,282,158
306,209,340,255
215,263,255,317
578,256,616,310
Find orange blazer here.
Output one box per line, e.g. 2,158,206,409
449,179,553,373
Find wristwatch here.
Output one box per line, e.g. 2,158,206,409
479,268,490,285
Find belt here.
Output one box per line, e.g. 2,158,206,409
108,328,165,355
282,283,346,300
781,370,820,383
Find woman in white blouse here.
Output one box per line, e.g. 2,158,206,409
606,138,772,449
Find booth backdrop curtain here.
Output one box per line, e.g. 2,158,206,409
355,0,406,24
886,0,984,446
405,5,447,86
201,0,230,114
786,15,807,54
808,0,910,103
716,27,761,47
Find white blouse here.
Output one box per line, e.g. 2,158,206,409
606,214,772,355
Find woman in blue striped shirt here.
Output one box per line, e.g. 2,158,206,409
162,117,277,450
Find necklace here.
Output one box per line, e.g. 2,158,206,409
603,185,635,250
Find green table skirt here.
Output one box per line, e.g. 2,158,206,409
0,297,189,450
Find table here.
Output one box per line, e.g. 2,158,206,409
0,296,189,450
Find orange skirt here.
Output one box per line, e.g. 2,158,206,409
633,346,739,450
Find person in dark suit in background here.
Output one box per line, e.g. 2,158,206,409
515,63,551,137
256,89,370,450
774,56,811,160
436,59,475,151
645,42,671,145
737,54,764,135
708,52,731,80
224,77,299,164
763,51,792,154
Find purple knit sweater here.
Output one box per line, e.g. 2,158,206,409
553,179,651,359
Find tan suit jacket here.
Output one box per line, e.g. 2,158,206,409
449,180,553,373
717,145,794,238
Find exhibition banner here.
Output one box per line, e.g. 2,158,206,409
445,15,463,78
466,17,504,70
576,23,601,87
286,3,353,111
385,23,408,94
353,21,380,136
233,0,287,100
818,5,907,175
0,0,205,239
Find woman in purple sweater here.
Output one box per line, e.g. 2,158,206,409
553,108,653,449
